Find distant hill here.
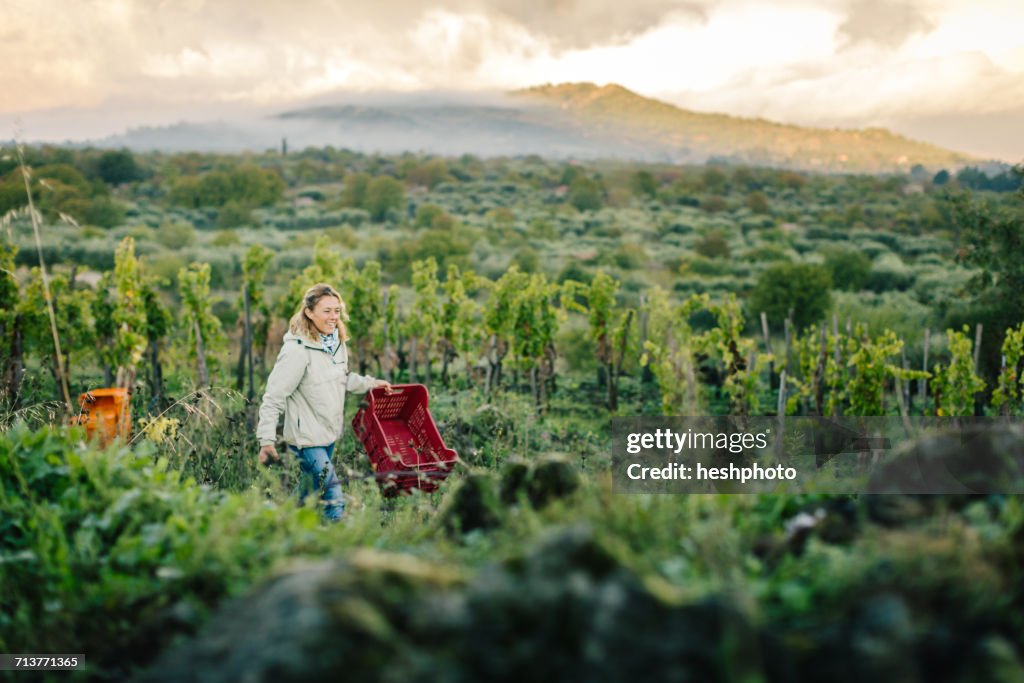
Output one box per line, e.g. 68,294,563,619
96,82,974,172
512,83,974,172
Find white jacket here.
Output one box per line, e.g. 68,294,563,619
256,331,377,448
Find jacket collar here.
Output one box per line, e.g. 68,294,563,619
283,331,343,355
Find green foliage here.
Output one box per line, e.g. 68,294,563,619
17,269,94,389
822,247,871,291
0,425,329,672
96,149,142,185
155,221,196,249
933,326,985,416
216,201,252,228
843,328,909,416
340,172,371,209
629,171,657,198
240,244,274,361
415,203,452,230
365,176,405,222
950,185,1024,370
406,158,451,189
694,294,767,416
178,263,225,386
511,272,562,377
694,231,731,259
406,258,443,375
440,264,484,385
993,321,1024,415
568,175,604,212
170,165,283,210
280,236,354,321
344,260,383,371
97,237,148,387
483,266,528,376
0,242,18,371
748,262,832,330
641,288,705,414
745,191,770,214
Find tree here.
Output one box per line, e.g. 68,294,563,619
745,191,770,214
821,247,871,291
406,158,451,189
568,176,604,212
629,171,657,198
748,263,832,330
96,150,141,186
341,172,371,209
950,178,1024,376
694,231,730,259
365,176,404,222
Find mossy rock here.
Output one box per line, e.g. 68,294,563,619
439,473,503,536
867,424,1024,496
500,454,580,509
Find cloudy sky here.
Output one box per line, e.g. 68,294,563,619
2,0,1023,160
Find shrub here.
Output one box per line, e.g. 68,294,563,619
700,196,728,213
748,262,832,328
0,425,331,678
821,247,871,291
568,176,604,212
156,222,197,249
217,201,252,228
211,230,241,247
96,149,142,185
745,191,770,214
365,176,405,222
865,253,915,292
694,231,730,259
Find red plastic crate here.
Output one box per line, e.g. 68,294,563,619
351,384,458,496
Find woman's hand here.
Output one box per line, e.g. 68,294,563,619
258,444,281,466
373,379,394,394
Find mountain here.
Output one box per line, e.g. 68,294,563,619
512,83,974,171
96,83,974,172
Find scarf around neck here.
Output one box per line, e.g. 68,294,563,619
319,329,339,355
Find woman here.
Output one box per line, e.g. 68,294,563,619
256,283,391,522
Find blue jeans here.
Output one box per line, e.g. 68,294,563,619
289,443,344,522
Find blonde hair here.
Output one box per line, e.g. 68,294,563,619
288,283,350,342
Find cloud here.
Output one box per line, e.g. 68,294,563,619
2,0,1023,161
837,0,935,49
667,50,1024,128
487,0,706,50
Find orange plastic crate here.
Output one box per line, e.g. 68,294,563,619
70,388,131,446
351,384,458,496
